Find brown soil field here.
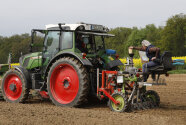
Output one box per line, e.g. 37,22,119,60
0,74,186,125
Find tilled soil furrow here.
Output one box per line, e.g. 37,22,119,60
0,74,186,125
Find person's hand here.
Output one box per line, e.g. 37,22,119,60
129,46,134,49
152,57,156,61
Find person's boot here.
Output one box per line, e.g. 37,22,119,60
151,73,156,81
143,73,149,82
143,75,147,82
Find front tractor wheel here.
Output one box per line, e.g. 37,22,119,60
47,57,89,107
1,70,29,103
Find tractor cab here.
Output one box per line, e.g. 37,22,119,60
20,23,122,72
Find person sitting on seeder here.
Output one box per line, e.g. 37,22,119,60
129,40,160,82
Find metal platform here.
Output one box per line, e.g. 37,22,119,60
138,82,167,86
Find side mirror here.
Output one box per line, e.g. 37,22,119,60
29,43,34,52
30,43,34,47
33,32,37,36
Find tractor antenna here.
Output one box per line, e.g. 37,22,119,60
58,23,65,30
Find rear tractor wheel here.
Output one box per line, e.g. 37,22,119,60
108,92,128,112
1,70,30,103
47,57,89,107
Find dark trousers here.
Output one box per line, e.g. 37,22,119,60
142,61,158,82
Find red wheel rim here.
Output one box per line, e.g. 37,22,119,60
50,64,79,104
3,74,23,101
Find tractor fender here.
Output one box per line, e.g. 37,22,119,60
106,59,124,69
44,52,92,78
14,66,32,89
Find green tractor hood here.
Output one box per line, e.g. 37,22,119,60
19,52,42,70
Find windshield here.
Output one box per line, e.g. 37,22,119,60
75,32,113,54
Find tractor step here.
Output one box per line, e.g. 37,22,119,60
31,73,43,90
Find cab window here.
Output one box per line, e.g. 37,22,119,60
95,36,104,51
45,31,60,53
61,32,73,50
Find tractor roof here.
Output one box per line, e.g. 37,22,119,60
45,22,109,33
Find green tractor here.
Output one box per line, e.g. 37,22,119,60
1,23,123,107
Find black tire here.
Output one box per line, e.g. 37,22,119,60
145,90,160,107
108,92,128,112
47,57,89,107
1,70,30,103
0,89,4,100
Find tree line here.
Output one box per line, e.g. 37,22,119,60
0,13,185,64
105,13,186,58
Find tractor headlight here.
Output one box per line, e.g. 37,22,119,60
117,76,123,84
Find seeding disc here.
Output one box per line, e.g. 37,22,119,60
145,90,160,107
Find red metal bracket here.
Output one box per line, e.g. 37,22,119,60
97,70,119,105
99,89,120,105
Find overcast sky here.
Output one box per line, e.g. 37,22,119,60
0,0,185,36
